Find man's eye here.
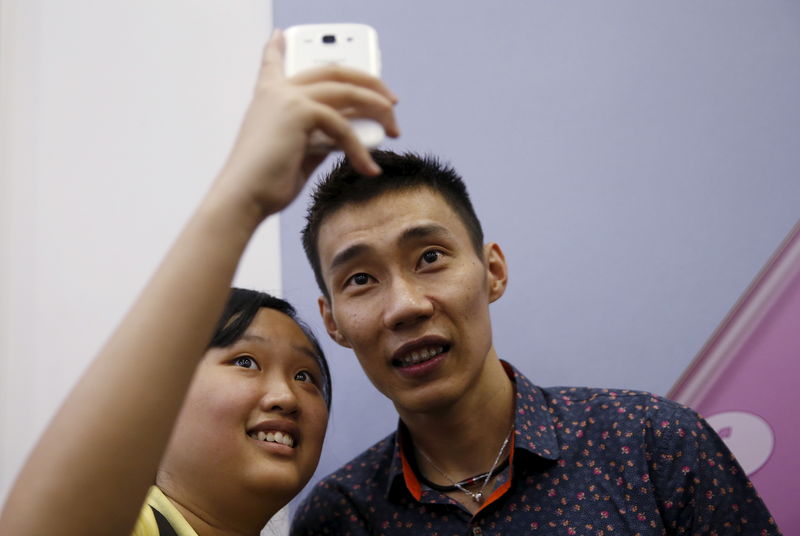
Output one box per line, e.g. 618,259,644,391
295,370,315,383
347,273,371,286
232,356,258,370
420,250,442,265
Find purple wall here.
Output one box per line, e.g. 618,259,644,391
670,221,800,529
273,2,800,524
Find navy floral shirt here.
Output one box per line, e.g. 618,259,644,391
291,363,780,535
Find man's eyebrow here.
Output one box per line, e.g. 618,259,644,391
397,223,453,244
329,243,374,273
328,224,454,273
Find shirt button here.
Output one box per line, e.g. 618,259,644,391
471,528,482,535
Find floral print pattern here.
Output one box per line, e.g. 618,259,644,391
291,363,780,535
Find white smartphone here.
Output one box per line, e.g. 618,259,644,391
284,23,384,148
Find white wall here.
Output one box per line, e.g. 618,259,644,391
0,2,284,531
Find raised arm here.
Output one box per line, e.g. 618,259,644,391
0,30,398,536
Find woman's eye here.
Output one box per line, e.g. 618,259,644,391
232,356,258,370
294,370,314,383
347,273,371,286
420,250,442,265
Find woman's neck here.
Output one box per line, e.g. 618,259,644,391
156,477,280,536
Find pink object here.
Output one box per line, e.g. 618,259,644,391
669,220,800,532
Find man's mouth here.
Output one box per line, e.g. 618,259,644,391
247,430,295,448
392,344,450,368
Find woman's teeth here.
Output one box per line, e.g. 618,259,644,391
399,346,445,367
249,430,295,447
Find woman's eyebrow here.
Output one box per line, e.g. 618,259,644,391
239,334,318,360
241,333,267,343
293,345,321,362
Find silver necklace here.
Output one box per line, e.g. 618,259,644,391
416,426,513,504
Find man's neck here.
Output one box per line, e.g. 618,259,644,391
398,353,515,482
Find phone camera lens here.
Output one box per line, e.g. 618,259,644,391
322,34,336,44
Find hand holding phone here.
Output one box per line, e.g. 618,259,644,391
284,23,386,148
215,28,397,216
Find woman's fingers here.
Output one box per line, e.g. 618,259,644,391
245,32,399,180
257,29,287,87
290,63,398,104
307,102,382,176
302,82,400,138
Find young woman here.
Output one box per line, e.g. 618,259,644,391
0,29,400,536
131,288,331,536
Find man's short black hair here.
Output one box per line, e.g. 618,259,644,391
302,150,484,299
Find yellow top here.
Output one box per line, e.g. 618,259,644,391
131,486,198,536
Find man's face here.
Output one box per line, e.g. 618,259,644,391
317,187,507,415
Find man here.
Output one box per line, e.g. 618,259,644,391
290,151,780,535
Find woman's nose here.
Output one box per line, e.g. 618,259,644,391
258,376,300,415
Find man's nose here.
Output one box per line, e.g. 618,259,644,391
382,275,434,330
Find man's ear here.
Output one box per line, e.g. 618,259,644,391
483,242,508,303
318,295,352,348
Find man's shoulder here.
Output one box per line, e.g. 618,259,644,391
537,384,697,422
541,384,676,404
510,363,691,416
304,429,398,497
291,431,398,534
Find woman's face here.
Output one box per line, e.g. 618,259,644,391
158,308,329,508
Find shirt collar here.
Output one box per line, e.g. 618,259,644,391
385,360,560,500
146,486,199,536
505,361,561,460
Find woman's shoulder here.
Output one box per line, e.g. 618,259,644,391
130,486,196,536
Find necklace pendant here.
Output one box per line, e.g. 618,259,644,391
472,492,484,503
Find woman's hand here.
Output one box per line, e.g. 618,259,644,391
0,29,397,536
213,29,400,220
